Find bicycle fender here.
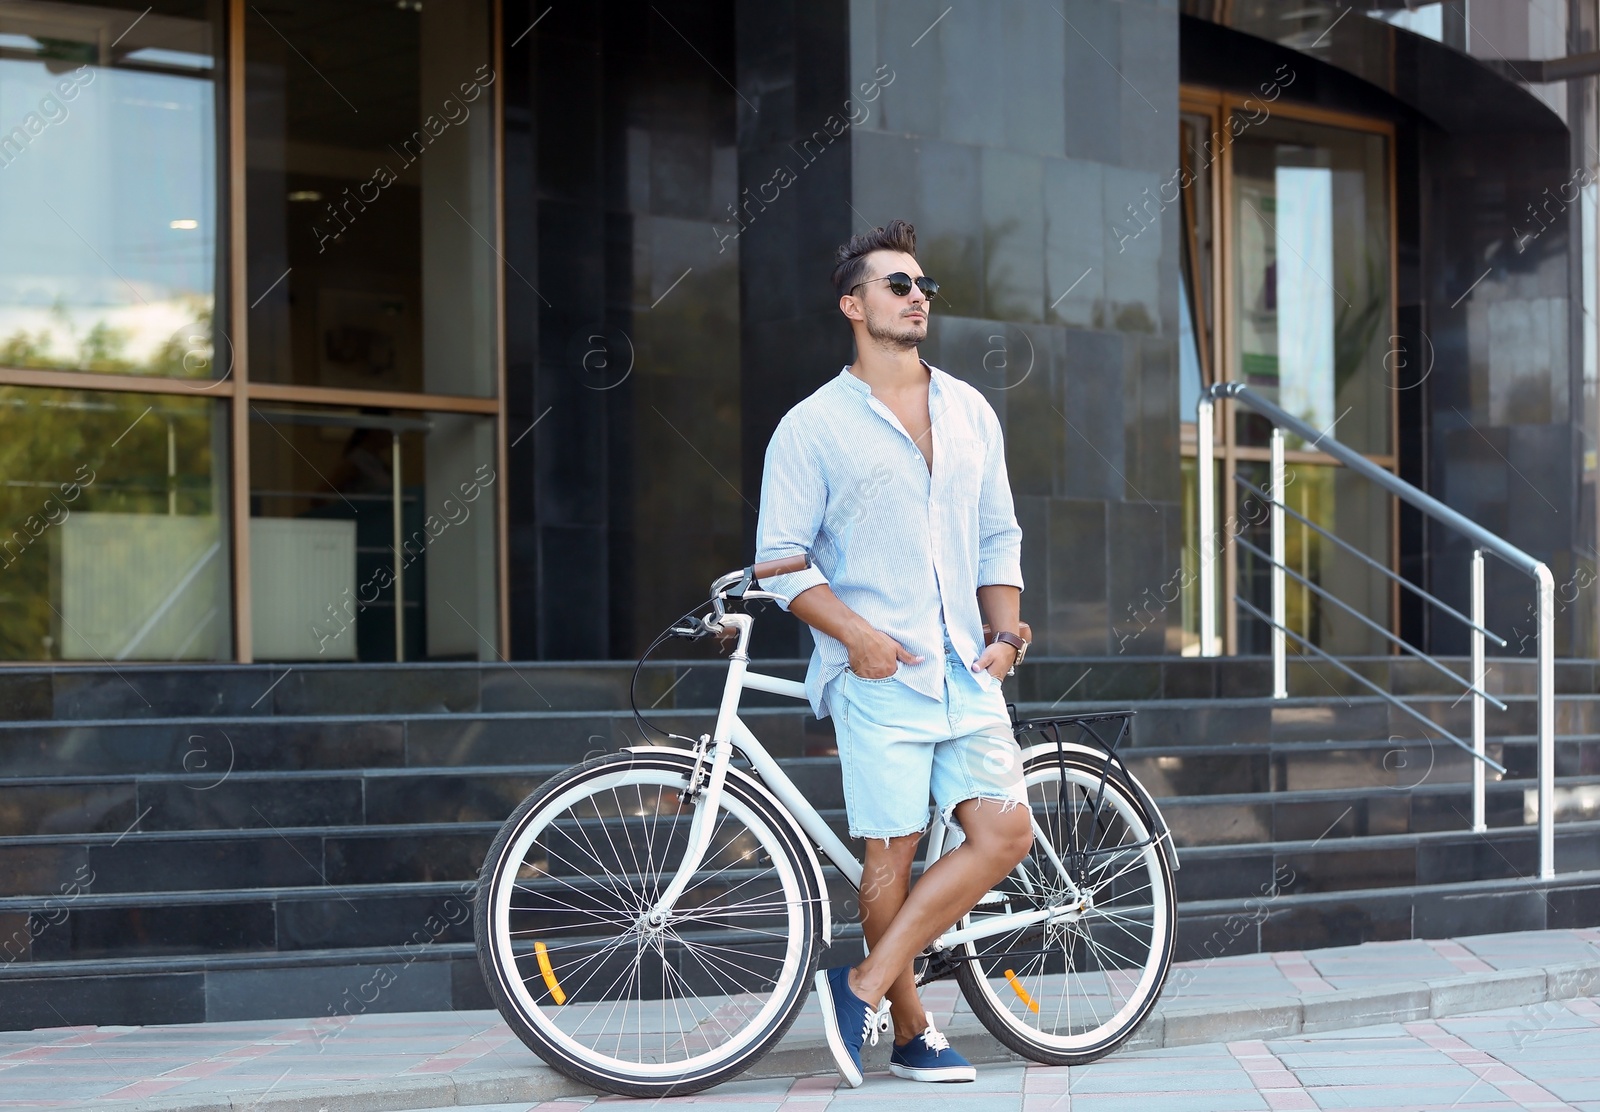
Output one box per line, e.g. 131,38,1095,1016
623,746,833,946
1019,740,1181,874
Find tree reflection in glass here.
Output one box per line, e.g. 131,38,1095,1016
0,4,220,380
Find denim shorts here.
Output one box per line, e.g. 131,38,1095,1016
826,640,1028,841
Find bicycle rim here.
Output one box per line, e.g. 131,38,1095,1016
955,753,1175,1062
479,757,815,1088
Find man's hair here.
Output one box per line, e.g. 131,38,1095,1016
832,219,917,298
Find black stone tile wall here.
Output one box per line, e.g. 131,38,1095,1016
844,0,1184,656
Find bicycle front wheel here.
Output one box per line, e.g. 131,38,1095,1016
953,749,1176,1065
475,751,819,1097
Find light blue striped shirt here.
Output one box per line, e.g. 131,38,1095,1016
755,364,1024,718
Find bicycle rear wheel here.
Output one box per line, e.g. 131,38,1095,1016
475,751,819,1097
953,749,1176,1065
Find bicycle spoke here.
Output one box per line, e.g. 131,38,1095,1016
952,752,1173,1063
482,760,814,1085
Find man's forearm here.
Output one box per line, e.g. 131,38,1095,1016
977,584,1021,638
788,584,874,650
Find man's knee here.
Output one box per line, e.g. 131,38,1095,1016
961,799,1033,867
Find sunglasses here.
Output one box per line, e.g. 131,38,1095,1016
851,272,939,300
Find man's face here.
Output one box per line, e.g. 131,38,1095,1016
846,250,929,349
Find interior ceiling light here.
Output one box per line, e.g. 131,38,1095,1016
169,219,199,229
287,190,323,202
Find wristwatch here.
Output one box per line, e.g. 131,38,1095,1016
992,631,1028,676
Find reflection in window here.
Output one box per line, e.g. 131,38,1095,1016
1368,6,1444,41
248,405,497,662
1179,269,1204,423
1245,165,1337,433
0,3,221,379
1236,460,1390,656
0,387,231,660
1177,110,1216,655
245,2,496,397
1233,119,1390,454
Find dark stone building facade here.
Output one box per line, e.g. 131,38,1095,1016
504,0,1598,665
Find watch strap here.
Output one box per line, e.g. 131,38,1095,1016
992,631,1027,654
992,630,1027,675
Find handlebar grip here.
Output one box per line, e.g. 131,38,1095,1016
751,553,811,582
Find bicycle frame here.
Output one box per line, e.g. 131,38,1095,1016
642,604,1095,954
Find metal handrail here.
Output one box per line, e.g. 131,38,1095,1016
1233,474,1507,646
1198,382,1557,880
1233,596,1508,775
1232,533,1507,712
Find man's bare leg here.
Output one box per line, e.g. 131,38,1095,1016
847,798,1032,1009
859,834,929,1043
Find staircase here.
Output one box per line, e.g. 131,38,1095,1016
1,653,1599,1031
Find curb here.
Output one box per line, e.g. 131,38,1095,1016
86,957,1600,1112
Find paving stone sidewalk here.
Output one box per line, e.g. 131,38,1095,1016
2,929,1598,1112
416,1000,1600,1111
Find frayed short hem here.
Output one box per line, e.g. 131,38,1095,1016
940,792,1026,831
848,821,930,845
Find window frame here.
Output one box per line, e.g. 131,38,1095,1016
0,0,510,663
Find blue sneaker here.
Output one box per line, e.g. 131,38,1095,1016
814,966,874,1087
889,1022,976,1082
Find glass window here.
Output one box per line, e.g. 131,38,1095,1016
1232,117,1390,455
244,1,497,397
247,404,497,661
1178,110,1216,400
1179,268,1204,425
0,2,224,380
1234,460,1391,656
0,386,231,660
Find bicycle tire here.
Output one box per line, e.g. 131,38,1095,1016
952,749,1176,1065
474,750,819,1097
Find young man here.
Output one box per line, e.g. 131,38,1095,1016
755,220,1033,1087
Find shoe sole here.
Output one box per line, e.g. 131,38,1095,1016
889,1061,977,1083
813,969,865,1089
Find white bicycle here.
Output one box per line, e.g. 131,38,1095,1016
474,557,1180,1096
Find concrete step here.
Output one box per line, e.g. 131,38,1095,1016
5,691,1599,783
4,732,1600,835
0,874,1597,1035
2,815,1597,969
5,656,1596,724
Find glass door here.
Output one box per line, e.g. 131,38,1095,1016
1179,91,1397,657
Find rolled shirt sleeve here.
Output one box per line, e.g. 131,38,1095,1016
755,415,831,610
977,409,1024,590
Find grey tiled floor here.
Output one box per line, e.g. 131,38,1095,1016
413,999,1600,1111
1,929,1597,1110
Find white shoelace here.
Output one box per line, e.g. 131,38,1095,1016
920,1022,951,1056
862,1002,893,1047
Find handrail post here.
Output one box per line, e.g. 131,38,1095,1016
1536,564,1555,879
1270,427,1287,698
392,430,405,663
1471,549,1486,833
1197,392,1217,657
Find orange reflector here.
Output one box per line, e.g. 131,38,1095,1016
1003,968,1040,1014
534,941,567,1005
